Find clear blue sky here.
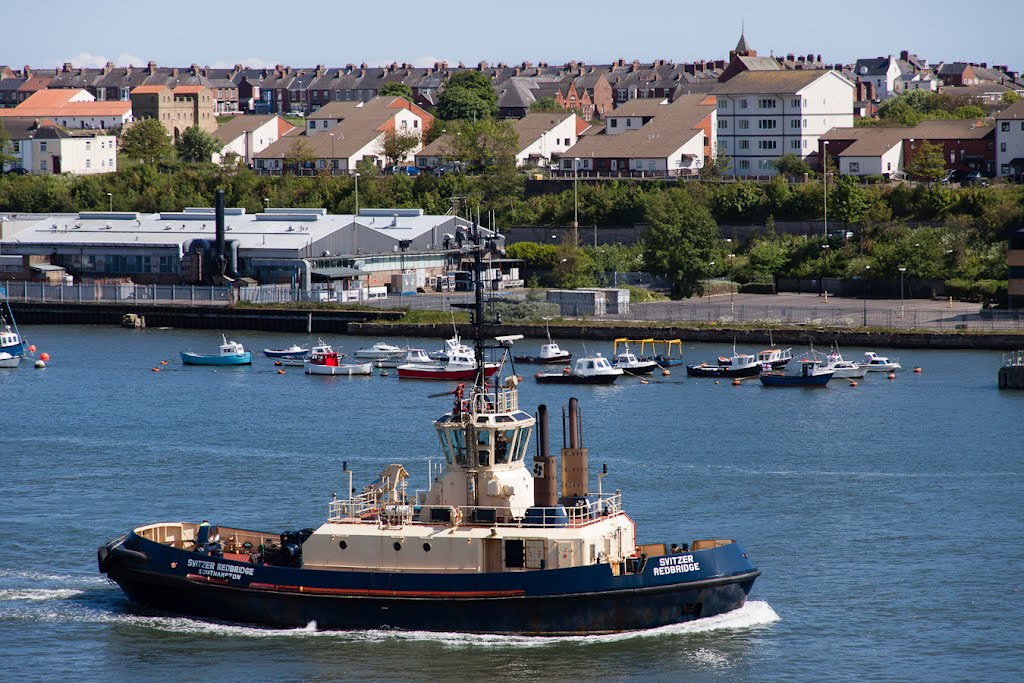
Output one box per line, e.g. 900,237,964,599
5,1,1020,72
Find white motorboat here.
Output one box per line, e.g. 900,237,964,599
429,334,472,361
353,341,406,361
611,344,659,375
862,352,902,372
822,348,866,379
756,347,793,368
375,348,437,369
535,353,624,384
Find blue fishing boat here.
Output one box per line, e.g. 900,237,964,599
759,359,834,387
1,298,29,358
99,224,759,635
181,335,252,366
263,344,310,359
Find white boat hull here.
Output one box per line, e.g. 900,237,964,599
0,353,20,368
305,362,374,376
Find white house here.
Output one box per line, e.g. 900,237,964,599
0,88,133,130
1,117,117,175
513,112,584,167
853,56,903,100
996,100,1024,180
713,70,854,175
254,97,426,174
212,114,295,165
560,94,714,176
820,127,905,177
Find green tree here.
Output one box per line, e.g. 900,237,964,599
378,129,421,167
449,119,518,171
746,238,789,277
641,188,719,297
905,140,946,182
0,121,17,170
120,119,175,164
772,152,811,177
175,126,221,163
529,96,563,113
830,176,867,228
1002,90,1021,105
437,71,497,121
380,82,414,100
283,138,317,174
553,230,597,288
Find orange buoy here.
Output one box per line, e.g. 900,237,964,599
28,344,37,353
160,360,168,365
274,361,282,366
662,369,671,376
39,352,50,361
887,373,896,380
152,367,160,372
732,379,741,386
277,369,285,374
914,367,922,373
714,380,720,385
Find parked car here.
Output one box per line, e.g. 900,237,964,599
387,165,421,176
941,169,962,184
432,161,464,177
2,167,29,176
961,170,990,187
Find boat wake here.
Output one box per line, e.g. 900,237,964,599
32,598,778,644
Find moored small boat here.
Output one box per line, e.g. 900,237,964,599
611,343,659,375
354,341,406,361
398,345,499,380
1,300,29,358
305,341,373,376
535,353,623,384
687,349,761,378
0,351,20,368
263,344,310,359
759,359,834,386
755,347,793,369
514,327,572,365
862,352,902,372
822,347,866,379
375,348,436,369
181,336,252,366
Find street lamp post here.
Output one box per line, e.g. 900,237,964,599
573,157,580,244
899,266,907,319
264,197,270,212
863,265,870,327
329,133,335,175
354,173,360,215
707,261,715,306
820,243,830,297
106,192,112,212
728,254,735,314
822,141,829,240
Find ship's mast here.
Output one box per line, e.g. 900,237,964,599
472,219,486,388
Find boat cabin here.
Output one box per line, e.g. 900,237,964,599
219,337,246,356
574,354,614,376
308,342,339,366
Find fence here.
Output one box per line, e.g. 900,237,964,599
4,282,1022,332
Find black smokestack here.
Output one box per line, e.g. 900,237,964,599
214,189,226,274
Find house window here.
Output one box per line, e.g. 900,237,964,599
400,120,408,129
758,119,777,129
759,159,773,169
648,160,655,170
718,119,728,129
759,98,776,109
40,142,47,151
1003,164,1011,175
739,139,750,150
757,140,777,150
739,159,750,170
739,119,749,129
740,99,748,109
610,119,618,128
86,159,91,168
849,162,860,172
1002,142,1007,152
791,98,800,108
12,141,19,152
719,100,728,109
790,139,800,149
40,159,47,170
413,120,419,128
626,119,632,127
1002,122,1010,132
790,119,801,129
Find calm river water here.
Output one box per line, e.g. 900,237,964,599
1,325,1022,682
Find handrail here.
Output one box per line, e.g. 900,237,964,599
327,493,624,528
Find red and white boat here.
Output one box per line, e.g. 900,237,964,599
398,345,499,380
304,341,373,376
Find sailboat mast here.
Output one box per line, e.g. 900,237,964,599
473,221,485,383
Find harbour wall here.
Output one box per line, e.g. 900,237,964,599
8,302,1023,349
8,302,402,333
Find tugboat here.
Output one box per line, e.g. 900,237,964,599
98,225,759,634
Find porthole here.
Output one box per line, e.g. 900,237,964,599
338,540,347,550
423,542,431,552
393,541,402,551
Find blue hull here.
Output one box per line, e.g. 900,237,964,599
181,352,252,366
100,531,759,634
760,374,831,386
1,340,28,357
